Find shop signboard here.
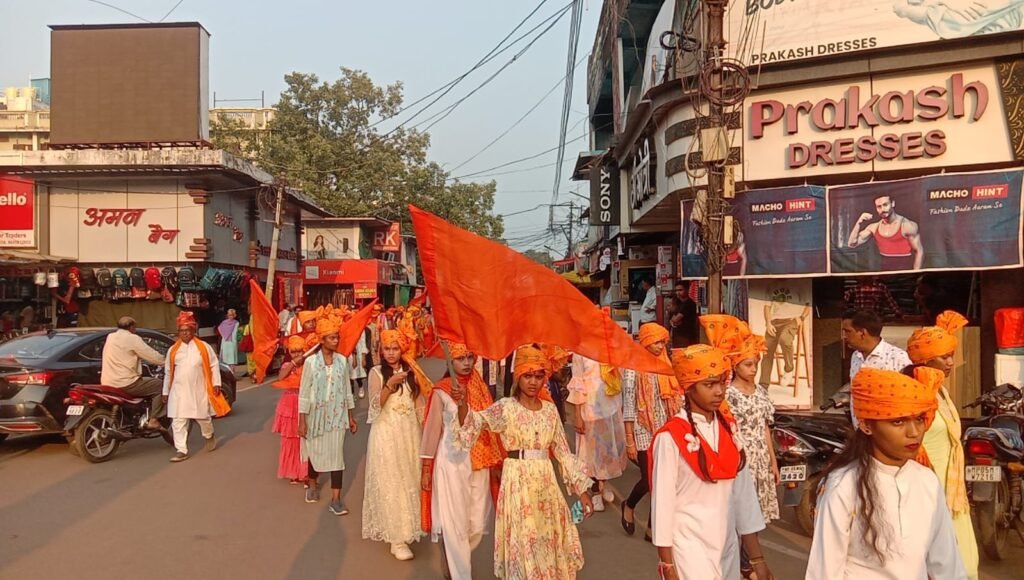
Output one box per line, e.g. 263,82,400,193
354,282,377,299
589,162,621,226
744,64,1012,181
829,168,1024,274
731,0,1024,66
732,185,828,277
629,138,657,211
371,223,401,253
747,279,813,410
303,259,380,285
0,176,35,248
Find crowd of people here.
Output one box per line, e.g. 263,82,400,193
256,292,979,580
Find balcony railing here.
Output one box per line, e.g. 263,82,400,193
210,108,275,130
0,111,50,131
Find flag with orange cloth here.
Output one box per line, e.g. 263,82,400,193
249,279,281,384
337,299,380,358
409,205,670,374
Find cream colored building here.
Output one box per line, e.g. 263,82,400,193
0,86,50,151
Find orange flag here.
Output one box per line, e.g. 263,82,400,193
338,299,379,357
408,290,428,308
409,205,671,374
248,279,280,383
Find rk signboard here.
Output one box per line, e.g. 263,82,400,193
730,0,1024,66
0,176,35,248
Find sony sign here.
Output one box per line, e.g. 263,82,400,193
590,162,620,226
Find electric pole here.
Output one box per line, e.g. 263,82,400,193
265,180,285,303
705,0,726,315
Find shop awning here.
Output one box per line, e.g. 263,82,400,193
0,249,75,265
561,270,603,288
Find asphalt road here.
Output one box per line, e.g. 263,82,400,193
0,359,1020,579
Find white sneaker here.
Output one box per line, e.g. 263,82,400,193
390,543,414,561
593,495,606,512
602,488,614,503
358,387,366,399
781,372,795,387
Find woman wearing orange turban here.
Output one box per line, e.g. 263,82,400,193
650,342,760,580
906,311,978,579
451,345,594,579
621,322,683,538
807,367,966,579
362,329,427,560
702,314,781,525
272,335,309,483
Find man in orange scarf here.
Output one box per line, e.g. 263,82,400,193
420,342,504,580
163,311,228,463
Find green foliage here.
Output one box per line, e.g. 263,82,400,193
522,249,554,267
211,69,503,238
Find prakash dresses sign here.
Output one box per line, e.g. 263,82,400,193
743,64,1013,180
730,0,1024,66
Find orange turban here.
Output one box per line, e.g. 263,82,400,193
514,346,550,380
907,310,968,364
851,367,939,427
298,310,318,324
315,318,340,339
734,335,767,366
539,344,570,372
176,311,197,330
284,335,307,351
670,344,731,389
638,323,670,348
380,329,410,352
447,342,473,360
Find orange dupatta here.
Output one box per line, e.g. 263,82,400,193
167,339,231,417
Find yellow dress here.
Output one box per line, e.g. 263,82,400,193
922,389,979,580
457,398,593,580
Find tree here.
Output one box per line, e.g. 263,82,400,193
522,249,554,268
212,69,503,238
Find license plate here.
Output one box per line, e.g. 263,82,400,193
66,405,84,416
780,465,807,482
966,465,1002,482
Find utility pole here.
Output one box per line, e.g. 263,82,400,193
265,180,285,303
701,0,730,314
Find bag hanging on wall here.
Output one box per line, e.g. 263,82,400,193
96,268,113,288
79,268,97,290
178,266,198,291
34,271,46,286
46,269,59,289
161,266,179,290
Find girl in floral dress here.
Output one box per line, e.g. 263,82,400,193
455,346,594,580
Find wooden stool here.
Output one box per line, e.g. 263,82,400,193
772,325,811,397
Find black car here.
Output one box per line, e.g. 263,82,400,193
0,328,237,443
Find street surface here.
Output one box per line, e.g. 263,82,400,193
1,358,1020,579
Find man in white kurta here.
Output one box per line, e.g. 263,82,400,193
162,315,221,462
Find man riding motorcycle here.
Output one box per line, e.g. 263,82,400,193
101,316,166,429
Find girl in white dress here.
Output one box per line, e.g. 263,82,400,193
807,367,967,580
362,329,425,561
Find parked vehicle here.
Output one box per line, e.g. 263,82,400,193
772,386,853,536
64,379,175,462
963,382,1024,560
0,328,236,443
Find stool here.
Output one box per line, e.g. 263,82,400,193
771,324,810,397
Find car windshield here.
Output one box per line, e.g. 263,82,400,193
0,334,79,361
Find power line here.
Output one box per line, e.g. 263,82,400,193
447,52,590,174
84,0,151,22
159,0,185,22
449,118,588,181
549,0,585,226
380,0,567,134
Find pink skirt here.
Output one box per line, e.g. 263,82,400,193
272,390,307,480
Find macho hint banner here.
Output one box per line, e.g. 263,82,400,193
829,169,1023,274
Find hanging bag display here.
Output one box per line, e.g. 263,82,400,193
46,269,59,289
33,271,46,286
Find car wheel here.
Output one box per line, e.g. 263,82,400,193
74,409,121,463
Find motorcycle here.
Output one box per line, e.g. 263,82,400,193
772,386,853,536
62,368,173,463
962,382,1024,560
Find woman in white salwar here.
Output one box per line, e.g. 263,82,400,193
806,366,967,580
362,329,425,561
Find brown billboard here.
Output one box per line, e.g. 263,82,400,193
49,23,210,146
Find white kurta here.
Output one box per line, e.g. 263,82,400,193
420,390,493,580
806,458,967,580
162,340,221,420
721,467,766,580
651,411,736,580
350,331,368,380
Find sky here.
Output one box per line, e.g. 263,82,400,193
0,0,601,256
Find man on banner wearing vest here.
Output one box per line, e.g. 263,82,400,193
163,311,231,463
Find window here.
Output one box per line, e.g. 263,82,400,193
0,334,77,360
141,334,172,356
77,339,106,361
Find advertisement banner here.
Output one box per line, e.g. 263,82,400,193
748,279,813,410
829,169,1023,274
679,198,706,279
371,223,401,253
733,185,828,277
589,162,621,226
0,176,35,248
731,0,1024,66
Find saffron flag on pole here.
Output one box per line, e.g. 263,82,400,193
338,299,379,357
409,205,671,374
248,279,280,384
